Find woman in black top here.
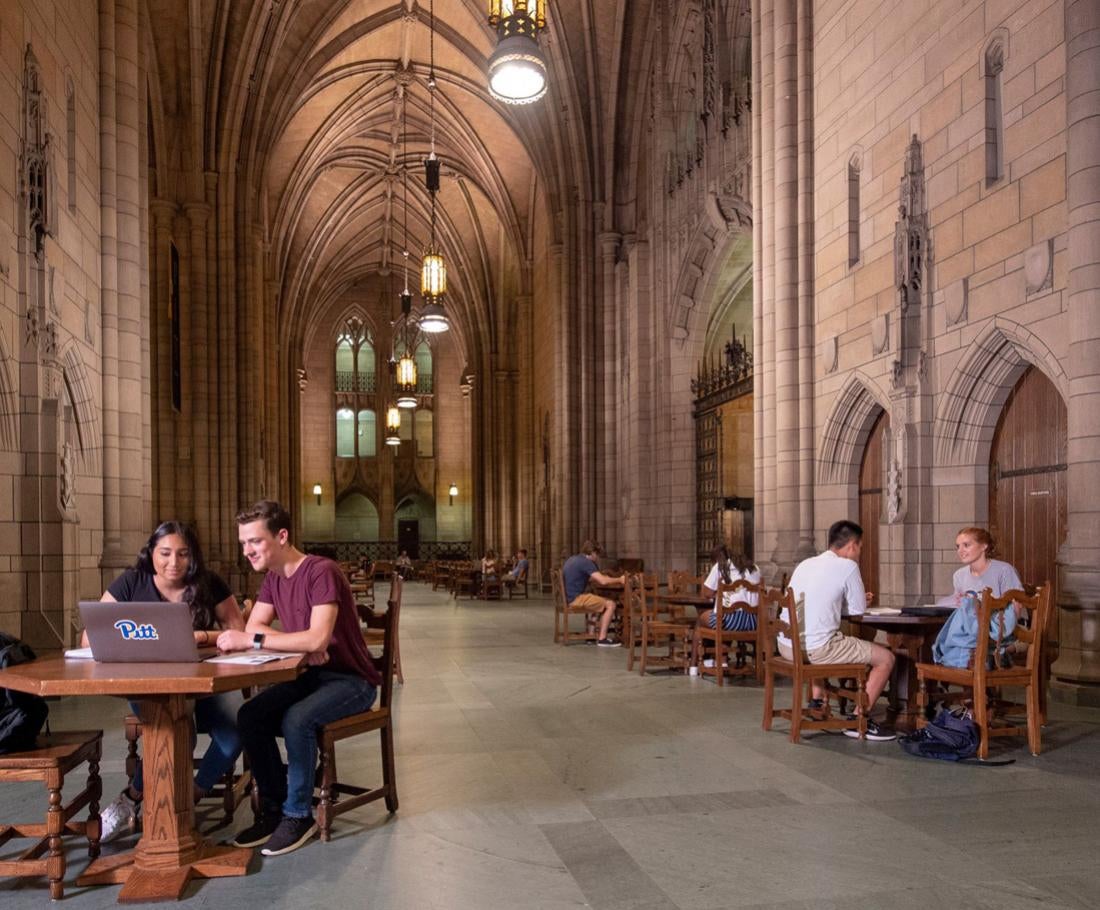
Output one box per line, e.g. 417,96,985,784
89,521,245,841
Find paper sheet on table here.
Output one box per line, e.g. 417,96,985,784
864,606,902,616
64,647,95,660
204,650,306,665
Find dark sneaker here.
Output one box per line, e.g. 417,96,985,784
260,815,318,856
843,717,897,741
807,698,830,721
596,638,621,648
230,811,283,848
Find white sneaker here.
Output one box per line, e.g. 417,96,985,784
701,659,728,668
99,789,139,842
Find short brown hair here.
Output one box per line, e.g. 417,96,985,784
581,539,603,556
957,526,995,557
235,500,292,537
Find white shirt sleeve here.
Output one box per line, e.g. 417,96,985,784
704,564,721,592
843,562,867,617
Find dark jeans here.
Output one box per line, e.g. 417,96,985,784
236,668,377,818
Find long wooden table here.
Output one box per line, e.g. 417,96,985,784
0,655,305,903
848,613,949,730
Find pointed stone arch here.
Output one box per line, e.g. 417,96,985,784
934,318,1067,467
60,344,101,475
817,371,893,487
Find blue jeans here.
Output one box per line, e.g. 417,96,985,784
129,690,244,793
236,668,377,819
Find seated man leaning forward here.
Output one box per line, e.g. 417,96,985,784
780,520,896,742
562,540,624,647
219,500,381,856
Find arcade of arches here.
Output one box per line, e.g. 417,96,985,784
1,0,1099,703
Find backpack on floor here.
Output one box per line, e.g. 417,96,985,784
0,632,49,754
898,707,984,762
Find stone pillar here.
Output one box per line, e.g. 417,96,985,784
599,231,621,553
148,198,176,516
1053,0,1100,703
183,201,211,534
548,241,567,557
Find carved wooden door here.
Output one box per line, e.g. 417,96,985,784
858,410,888,598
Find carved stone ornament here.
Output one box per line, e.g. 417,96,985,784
1024,239,1053,295
894,136,928,312
945,278,968,327
59,441,77,515
296,367,308,392
871,314,890,355
823,336,838,374
25,304,39,346
885,428,905,523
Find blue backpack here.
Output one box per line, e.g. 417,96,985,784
898,708,1006,764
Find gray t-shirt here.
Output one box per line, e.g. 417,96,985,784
952,559,1022,599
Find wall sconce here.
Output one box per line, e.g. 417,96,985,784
313,483,322,506
448,482,458,506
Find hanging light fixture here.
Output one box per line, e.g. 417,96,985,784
487,1,548,104
419,0,450,333
384,404,402,446
395,352,418,408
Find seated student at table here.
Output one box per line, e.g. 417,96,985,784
562,540,625,647
481,549,499,577
395,549,413,579
507,549,529,581
91,521,246,841
780,520,897,741
691,546,760,666
221,500,380,857
932,527,1022,668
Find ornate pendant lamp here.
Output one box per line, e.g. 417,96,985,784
487,0,548,104
384,404,402,446
419,0,450,334
395,352,418,409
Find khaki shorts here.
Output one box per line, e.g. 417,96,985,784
778,631,875,665
570,593,609,612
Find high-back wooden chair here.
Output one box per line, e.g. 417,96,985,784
636,574,694,675
761,586,868,742
697,578,765,686
551,568,598,644
624,572,660,670
0,730,103,899
916,585,1051,759
504,564,529,599
363,575,403,685
315,582,400,842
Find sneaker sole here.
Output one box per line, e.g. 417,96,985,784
842,729,897,742
231,830,277,848
597,642,621,648
260,821,318,856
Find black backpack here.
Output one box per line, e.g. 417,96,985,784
0,633,49,754
898,707,1014,765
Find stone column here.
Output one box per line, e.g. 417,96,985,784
148,198,176,515
548,240,567,557
183,201,211,534
599,231,621,553
1053,0,1100,703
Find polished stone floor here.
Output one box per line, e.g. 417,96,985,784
3,584,1100,908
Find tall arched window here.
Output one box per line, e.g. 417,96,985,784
415,341,433,394
415,409,433,457
983,35,1007,184
399,408,413,441
335,338,355,391
358,408,377,457
336,407,355,457
357,341,376,392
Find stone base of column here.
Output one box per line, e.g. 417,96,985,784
1050,680,1100,708
1050,562,1100,706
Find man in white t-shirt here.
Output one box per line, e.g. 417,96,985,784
781,520,896,741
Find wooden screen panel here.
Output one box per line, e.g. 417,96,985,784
858,410,887,599
990,367,1067,622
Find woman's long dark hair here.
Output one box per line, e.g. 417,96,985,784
134,521,218,630
711,544,757,585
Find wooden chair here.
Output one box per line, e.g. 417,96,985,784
0,730,103,900
364,575,403,685
123,712,251,829
504,565,529,599
373,560,394,582
666,571,707,618
315,589,400,842
453,566,479,599
551,568,599,644
696,579,765,686
916,585,1051,759
761,587,868,742
482,566,503,600
636,574,695,675
624,572,660,670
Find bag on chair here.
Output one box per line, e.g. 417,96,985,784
0,633,49,754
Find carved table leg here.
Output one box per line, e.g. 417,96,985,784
79,694,254,902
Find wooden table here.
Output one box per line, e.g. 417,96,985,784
848,613,949,730
657,592,715,614
0,655,305,903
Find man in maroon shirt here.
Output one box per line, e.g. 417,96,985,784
217,500,379,856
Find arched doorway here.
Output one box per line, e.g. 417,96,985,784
989,367,1067,622
858,410,888,598
334,492,379,541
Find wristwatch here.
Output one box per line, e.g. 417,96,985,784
252,632,265,650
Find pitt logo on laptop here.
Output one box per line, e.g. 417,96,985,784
114,619,159,641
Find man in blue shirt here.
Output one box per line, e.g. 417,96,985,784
562,540,624,647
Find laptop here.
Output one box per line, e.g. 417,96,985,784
78,601,214,662
900,604,957,617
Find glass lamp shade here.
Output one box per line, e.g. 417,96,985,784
418,301,450,333
448,483,459,497
421,251,447,297
488,1,546,30
396,355,418,409
488,34,548,104
385,406,402,445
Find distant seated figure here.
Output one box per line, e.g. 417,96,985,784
395,550,413,579
507,549,529,581
932,527,1021,668
700,546,760,630
481,550,498,577
562,540,624,647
